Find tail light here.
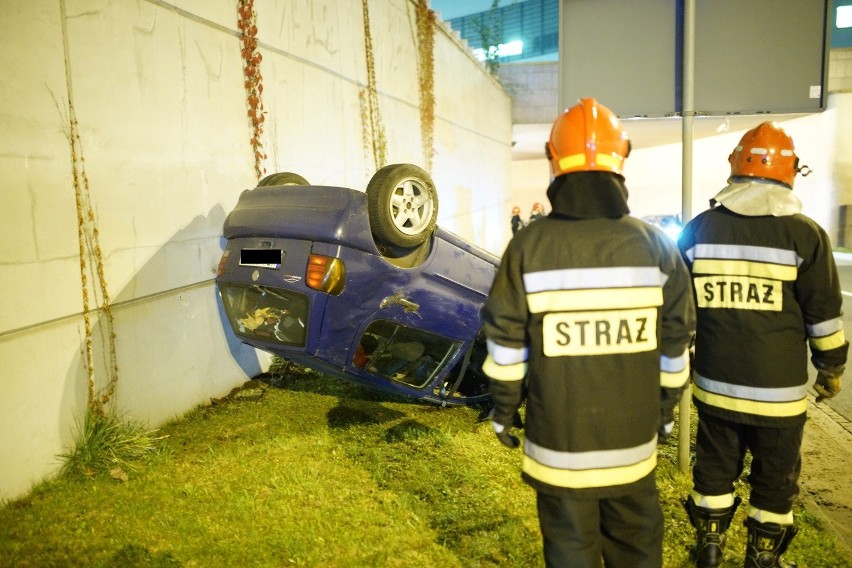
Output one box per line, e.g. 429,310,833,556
216,250,231,277
305,254,345,295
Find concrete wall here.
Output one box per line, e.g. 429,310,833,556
831,49,852,244
0,0,511,502
830,47,852,93
499,62,558,125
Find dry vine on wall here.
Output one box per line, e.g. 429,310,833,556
361,0,387,171
65,107,120,417
414,0,436,173
238,0,266,180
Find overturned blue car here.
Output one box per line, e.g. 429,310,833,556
216,164,499,406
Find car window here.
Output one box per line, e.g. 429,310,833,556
353,320,459,388
219,283,308,346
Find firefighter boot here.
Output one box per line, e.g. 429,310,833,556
684,496,741,567
744,517,798,568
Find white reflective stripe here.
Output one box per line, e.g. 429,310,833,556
524,266,666,293
690,244,801,267
807,317,844,337
661,349,688,373
691,491,736,509
486,339,528,365
525,436,657,470
694,373,808,402
747,506,794,525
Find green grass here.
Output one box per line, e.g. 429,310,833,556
1,364,849,567
58,411,169,480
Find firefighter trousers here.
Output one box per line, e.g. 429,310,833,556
693,413,804,514
536,476,663,568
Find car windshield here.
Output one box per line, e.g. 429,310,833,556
353,320,459,388
219,283,308,346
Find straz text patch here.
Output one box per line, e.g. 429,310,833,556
543,307,658,356
694,275,782,311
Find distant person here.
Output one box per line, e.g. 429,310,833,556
511,206,525,235
678,121,847,567
529,202,546,222
482,98,696,567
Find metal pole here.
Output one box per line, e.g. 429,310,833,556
678,0,695,474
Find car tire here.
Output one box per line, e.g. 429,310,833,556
256,172,310,187
366,163,438,248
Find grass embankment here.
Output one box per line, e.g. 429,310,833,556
1,363,849,567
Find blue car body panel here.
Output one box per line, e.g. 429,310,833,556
216,185,499,406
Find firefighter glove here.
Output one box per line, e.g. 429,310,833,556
492,420,520,449
814,370,842,402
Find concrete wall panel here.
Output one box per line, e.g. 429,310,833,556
0,0,511,502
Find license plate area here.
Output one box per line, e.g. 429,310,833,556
240,248,283,269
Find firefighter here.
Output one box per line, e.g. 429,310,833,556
678,121,847,567
482,98,696,567
529,202,546,222
511,205,525,235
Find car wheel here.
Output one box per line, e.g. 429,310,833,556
256,172,310,187
366,163,438,248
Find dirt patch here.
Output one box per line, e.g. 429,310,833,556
800,396,852,559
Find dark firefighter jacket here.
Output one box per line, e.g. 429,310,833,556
679,178,848,428
482,172,696,497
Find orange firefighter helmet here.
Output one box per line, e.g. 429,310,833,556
728,121,806,188
545,98,630,178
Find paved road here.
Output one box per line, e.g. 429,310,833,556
829,254,852,429
796,253,852,557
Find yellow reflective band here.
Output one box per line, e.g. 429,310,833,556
482,355,527,382
694,385,807,417
542,308,657,356
661,365,690,388
693,276,782,311
693,259,797,281
527,287,663,314
593,152,622,171
809,329,847,351
558,153,586,171
523,452,656,489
